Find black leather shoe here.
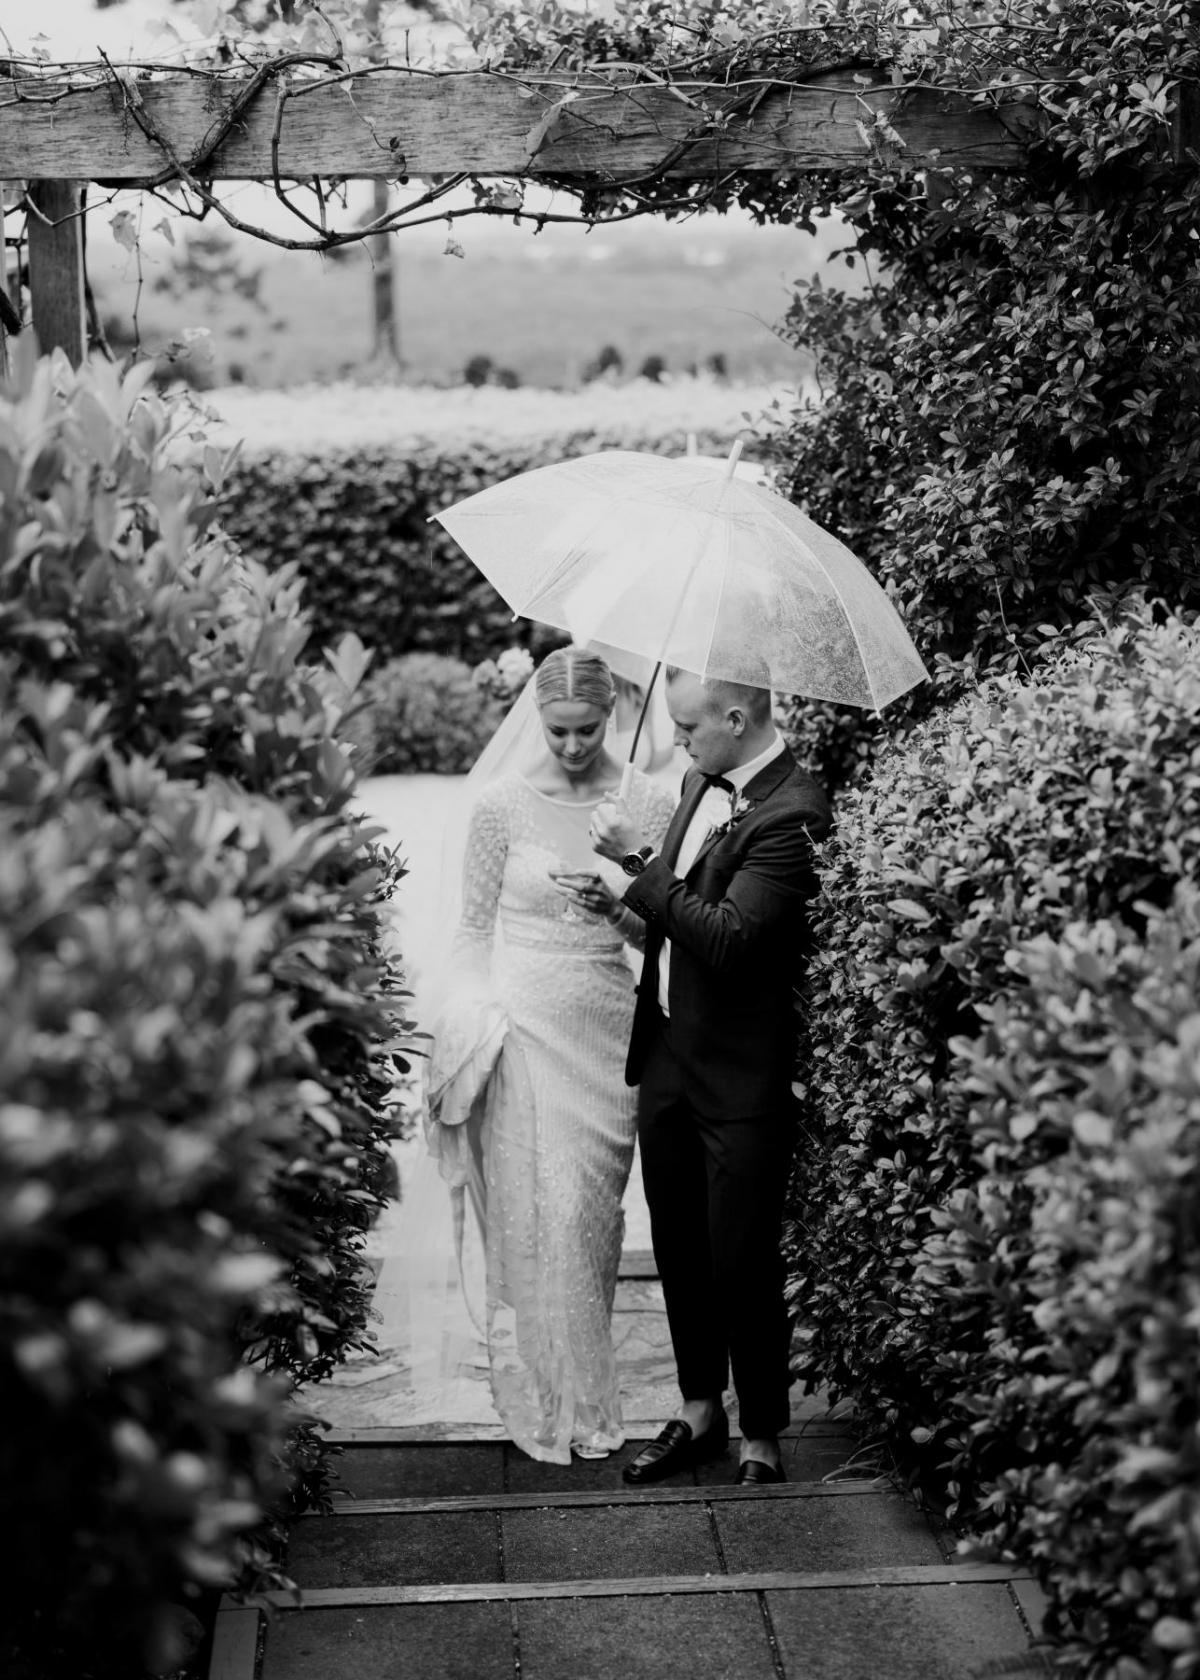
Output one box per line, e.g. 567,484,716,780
734,1457,787,1486
622,1410,730,1485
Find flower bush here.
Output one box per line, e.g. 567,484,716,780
787,596,1200,1678
0,349,414,1678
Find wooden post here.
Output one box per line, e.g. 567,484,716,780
27,180,86,366
370,182,400,365
0,190,8,382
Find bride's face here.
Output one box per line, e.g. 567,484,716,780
539,699,609,777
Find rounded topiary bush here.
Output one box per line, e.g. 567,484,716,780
788,595,1200,1676
345,651,504,773
0,349,414,1679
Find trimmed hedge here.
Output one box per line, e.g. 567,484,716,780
342,651,506,774
216,423,735,666
0,350,413,1678
788,597,1200,1677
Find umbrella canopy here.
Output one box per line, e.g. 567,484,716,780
434,448,927,712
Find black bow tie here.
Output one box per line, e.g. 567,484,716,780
704,774,735,794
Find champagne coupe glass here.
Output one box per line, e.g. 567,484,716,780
549,857,575,923
551,829,601,923
552,857,591,923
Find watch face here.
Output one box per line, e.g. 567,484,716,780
622,848,649,877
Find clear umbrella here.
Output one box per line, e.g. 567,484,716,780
434,444,928,784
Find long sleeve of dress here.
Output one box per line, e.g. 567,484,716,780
454,783,509,975
427,784,510,1172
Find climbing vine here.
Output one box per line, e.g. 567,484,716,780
1,0,1039,264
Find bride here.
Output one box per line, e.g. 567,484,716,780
403,646,674,1463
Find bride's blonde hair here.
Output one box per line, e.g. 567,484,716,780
534,646,615,711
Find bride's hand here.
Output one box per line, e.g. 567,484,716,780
590,797,642,863
549,870,621,920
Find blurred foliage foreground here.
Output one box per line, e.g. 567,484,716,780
0,347,416,1680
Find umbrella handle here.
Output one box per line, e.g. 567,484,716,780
621,439,749,803
619,661,663,799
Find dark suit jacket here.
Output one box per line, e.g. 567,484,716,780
622,747,831,1121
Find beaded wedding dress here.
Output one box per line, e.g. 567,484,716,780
437,767,674,1463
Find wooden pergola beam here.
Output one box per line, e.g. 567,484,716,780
0,194,9,381
0,68,1030,182
26,181,86,365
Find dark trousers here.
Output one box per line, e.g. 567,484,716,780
636,1015,795,1440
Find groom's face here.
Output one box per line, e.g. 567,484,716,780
666,674,736,777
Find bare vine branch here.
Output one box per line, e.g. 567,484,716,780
0,1,1084,264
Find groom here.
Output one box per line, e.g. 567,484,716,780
591,668,830,1484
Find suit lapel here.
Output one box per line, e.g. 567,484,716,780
688,747,797,873
743,747,796,805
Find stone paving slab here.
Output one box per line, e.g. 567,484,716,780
692,1431,865,1487
500,1503,722,1582
260,1601,515,1680
783,1431,876,1483
332,1443,506,1501
255,1579,1045,1680
714,1490,943,1574
765,1582,1048,1680
513,1593,778,1680
292,1489,947,1592
327,1421,864,1501
614,1277,667,1309
285,1511,501,1589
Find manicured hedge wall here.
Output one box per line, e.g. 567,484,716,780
0,351,413,1679
788,597,1200,1677
217,423,733,666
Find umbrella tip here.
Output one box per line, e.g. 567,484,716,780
723,440,745,477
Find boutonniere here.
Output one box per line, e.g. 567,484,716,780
709,794,754,839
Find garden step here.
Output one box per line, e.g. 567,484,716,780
329,1427,870,1502
227,1563,1048,1680
285,1483,945,1591
223,1241,1051,1680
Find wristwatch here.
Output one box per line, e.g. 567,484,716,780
621,845,657,877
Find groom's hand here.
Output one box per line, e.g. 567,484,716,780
590,797,643,864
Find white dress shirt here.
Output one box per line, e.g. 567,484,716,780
658,733,785,1016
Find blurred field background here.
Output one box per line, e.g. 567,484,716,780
30,0,868,392
89,201,864,390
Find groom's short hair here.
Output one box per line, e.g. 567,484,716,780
666,667,773,727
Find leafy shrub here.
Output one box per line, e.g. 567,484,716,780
0,349,413,1678
344,651,505,774
787,596,1200,1676
756,0,1200,790
956,886,1200,1677
215,419,735,666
